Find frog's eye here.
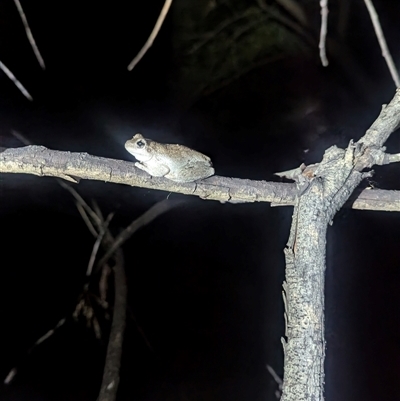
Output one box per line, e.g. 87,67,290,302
137,140,146,148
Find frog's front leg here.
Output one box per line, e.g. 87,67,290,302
135,162,170,177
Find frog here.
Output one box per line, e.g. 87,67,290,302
124,133,215,183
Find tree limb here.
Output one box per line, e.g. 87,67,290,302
0,145,398,211
280,90,400,400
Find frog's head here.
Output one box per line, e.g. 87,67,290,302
125,133,154,161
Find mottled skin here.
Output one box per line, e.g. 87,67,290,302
125,133,215,182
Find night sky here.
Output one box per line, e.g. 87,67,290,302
0,1,399,400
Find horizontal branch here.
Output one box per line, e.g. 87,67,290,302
0,146,398,211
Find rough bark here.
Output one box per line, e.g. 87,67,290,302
281,89,400,401
0,146,398,211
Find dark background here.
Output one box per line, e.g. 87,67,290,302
0,1,399,400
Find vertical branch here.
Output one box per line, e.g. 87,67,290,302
280,91,400,400
281,191,327,401
97,249,127,401
319,0,329,66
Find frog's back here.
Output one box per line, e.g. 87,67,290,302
161,143,211,164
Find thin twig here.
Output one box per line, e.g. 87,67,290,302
97,199,182,270
266,364,283,399
319,0,329,66
275,0,308,27
58,181,103,228
33,318,67,346
187,13,251,55
0,60,32,100
75,201,99,237
127,0,173,70
363,0,400,87
128,308,155,353
267,364,283,385
3,318,67,385
11,130,32,145
257,0,314,47
87,213,114,277
92,200,105,222
13,0,45,69
99,264,111,302
97,249,127,401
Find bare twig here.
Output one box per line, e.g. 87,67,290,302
3,369,17,385
363,0,400,87
63,185,172,401
5,132,169,399
97,249,127,401
87,213,114,277
230,17,266,41
99,264,111,302
13,0,45,69
200,54,285,97
266,364,283,399
97,199,183,270
3,318,66,384
275,0,308,27
92,200,105,222
319,0,329,66
0,60,33,100
58,181,103,228
381,153,400,164
257,0,315,47
267,365,283,386
33,318,67,345
75,201,99,237
128,308,155,353
11,130,32,145
187,13,251,55
127,0,173,71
